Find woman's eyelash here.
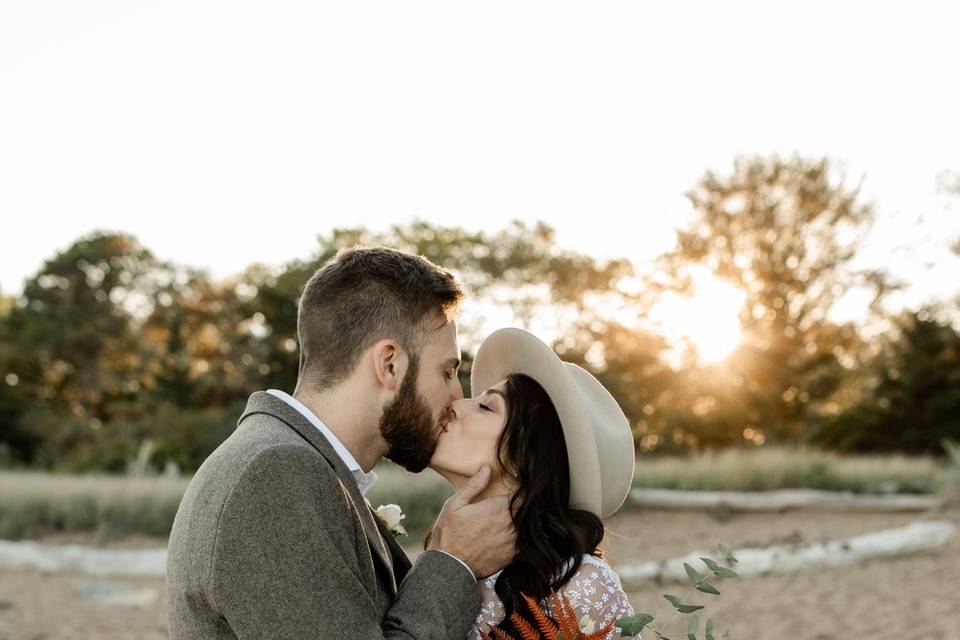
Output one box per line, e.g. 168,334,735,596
479,403,492,412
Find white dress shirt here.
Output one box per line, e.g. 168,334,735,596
265,388,476,581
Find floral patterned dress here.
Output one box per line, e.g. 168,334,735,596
469,554,636,640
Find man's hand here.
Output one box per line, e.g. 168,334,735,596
427,466,517,579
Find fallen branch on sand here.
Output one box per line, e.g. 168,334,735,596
0,540,166,577
1,520,954,585
616,520,955,589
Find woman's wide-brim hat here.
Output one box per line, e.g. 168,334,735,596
471,327,635,518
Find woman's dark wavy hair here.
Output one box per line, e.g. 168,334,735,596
491,373,606,632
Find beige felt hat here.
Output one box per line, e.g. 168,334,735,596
471,327,635,518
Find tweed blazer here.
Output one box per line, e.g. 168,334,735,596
166,391,481,639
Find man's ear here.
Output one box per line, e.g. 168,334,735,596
371,339,408,391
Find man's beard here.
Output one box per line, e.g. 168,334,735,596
379,356,440,472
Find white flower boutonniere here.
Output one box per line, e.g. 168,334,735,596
373,503,407,537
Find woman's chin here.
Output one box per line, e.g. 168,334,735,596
427,445,455,476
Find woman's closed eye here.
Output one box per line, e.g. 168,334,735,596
478,402,493,412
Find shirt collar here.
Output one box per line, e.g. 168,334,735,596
266,389,378,495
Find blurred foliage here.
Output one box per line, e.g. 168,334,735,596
1,155,959,472
4,233,165,409
631,446,941,495
0,471,187,539
810,311,960,454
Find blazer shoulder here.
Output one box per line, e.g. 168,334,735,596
225,438,344,503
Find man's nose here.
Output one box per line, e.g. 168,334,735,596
450,378,465,401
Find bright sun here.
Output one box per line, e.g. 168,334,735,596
649,269,746,364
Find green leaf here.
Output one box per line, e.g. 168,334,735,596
614,613,655,636
663,594,705,614
700,557,722,572
655,631,672,640
664,593,681,607
688,614,700,640
701,556,738,578
696,580,721,595
706,618,715,640
684,562,704,585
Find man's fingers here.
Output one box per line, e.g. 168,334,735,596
446,465,491,510
468,494,513,526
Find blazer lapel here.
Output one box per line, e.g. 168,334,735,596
238,391,397,595
374,512,413,584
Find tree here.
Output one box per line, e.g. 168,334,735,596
0,232,174,465
0,291,30,464
811,311,960,454
2,232,171,408
650,155,888,446
142,270,260,407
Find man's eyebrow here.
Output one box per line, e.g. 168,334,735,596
443,357,461,369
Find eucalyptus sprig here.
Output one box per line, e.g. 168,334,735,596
614,543,739,639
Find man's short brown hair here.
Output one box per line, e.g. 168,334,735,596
296,246,464,390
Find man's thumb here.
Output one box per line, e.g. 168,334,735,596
449,465,491,508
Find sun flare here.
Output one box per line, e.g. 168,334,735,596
649,270,746,364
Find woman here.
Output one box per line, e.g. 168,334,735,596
429,328,637,639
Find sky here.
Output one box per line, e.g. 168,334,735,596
2,1,959,317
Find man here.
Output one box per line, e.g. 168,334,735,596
167,247,516,639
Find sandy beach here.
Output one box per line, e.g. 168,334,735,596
1,505,957,640
603,506,960,640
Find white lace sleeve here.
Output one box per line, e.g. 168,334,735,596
466,555,635,640
555,555,635,639
469,573,507,640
